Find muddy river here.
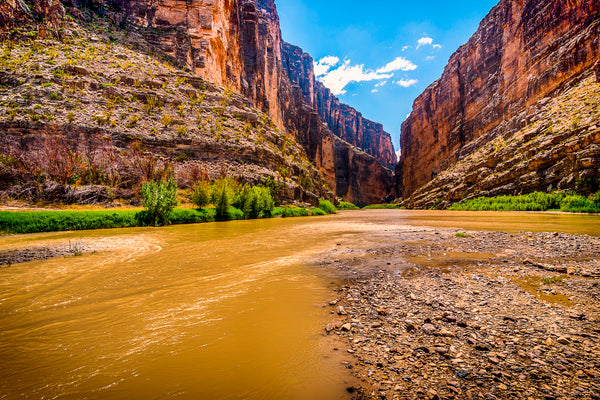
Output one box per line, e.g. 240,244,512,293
1,210,599,399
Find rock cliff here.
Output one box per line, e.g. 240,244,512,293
397,0,600,205
282,42,396,169
100,0,394,205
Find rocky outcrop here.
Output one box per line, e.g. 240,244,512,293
282,42,396,169
397,0,600,202
102,0,394,204
404,74,600,209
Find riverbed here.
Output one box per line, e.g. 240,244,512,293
1,210,599,399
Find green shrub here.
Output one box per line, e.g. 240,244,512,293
318,200,337,214
0,210,139,234
140,178,178,226
191,181,212,209
449,192,571,212
337,201,360,210
362,203,403,209
212,177,236,220
274,207,310,218
560,193,600,213
309,208,327,216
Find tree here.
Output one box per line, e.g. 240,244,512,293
140,178,178,226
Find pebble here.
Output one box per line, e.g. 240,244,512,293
325,227,600,400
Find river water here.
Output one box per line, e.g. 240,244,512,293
1,210,599,399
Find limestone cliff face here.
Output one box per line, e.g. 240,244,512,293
103,0,394,205
397,0,600,202
282,43,397,169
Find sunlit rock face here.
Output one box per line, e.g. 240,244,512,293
397,0,600,205
101,0,394,205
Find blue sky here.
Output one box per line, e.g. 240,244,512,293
276,0,499,153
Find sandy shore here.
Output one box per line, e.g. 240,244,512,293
315,226,600,400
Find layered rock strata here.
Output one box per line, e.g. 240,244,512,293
102,0,394,204
397,0,600,204
282,43,396,169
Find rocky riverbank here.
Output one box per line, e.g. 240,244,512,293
318,227,600,399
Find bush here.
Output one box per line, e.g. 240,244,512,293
318,200,337,214
337,201,360,210
362,204,403,209
191,181,211,209
212,177,236,221
140,178,178,226
274,207,310,218
309,208,327,216
560,193,600,213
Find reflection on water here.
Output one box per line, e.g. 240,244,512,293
0,209,598,399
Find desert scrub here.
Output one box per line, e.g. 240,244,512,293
317,200,337,214
140,178,178,226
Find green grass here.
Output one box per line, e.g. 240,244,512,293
317,200,337,214
0,207,245,234
337,201,360,210
449,191,600,213
362,203,403,209
455,232,469,238
272,206,310,218
541,276,564,285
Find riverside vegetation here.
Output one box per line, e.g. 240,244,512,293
449,191,600,213
0,178,339,234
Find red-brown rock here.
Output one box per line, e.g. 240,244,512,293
397,0,600,199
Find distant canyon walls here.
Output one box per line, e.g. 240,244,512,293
282,43,396,169
397,0,600,202
106,0,394,205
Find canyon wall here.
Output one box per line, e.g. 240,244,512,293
397,0,600,203
105,0,394,205
282,43,396,169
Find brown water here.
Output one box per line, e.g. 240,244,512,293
1,210,599,400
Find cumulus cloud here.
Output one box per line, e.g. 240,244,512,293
376,57,417,73
317,59,393,95
314,56,340,77
417,37,442,49
401,45,410,51
396,79,418,88
314,55,419,95
417,37,433,48
395,149,401,161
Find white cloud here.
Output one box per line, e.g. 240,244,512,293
417,37,433,48
371,89,379,93
375,81,387,88
396,79,418,88
314,56,340,77
425,56,436,61
395,149,401,161
401,45,410,51
318,60,393,95
376,57,417,73
417,37,442,50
